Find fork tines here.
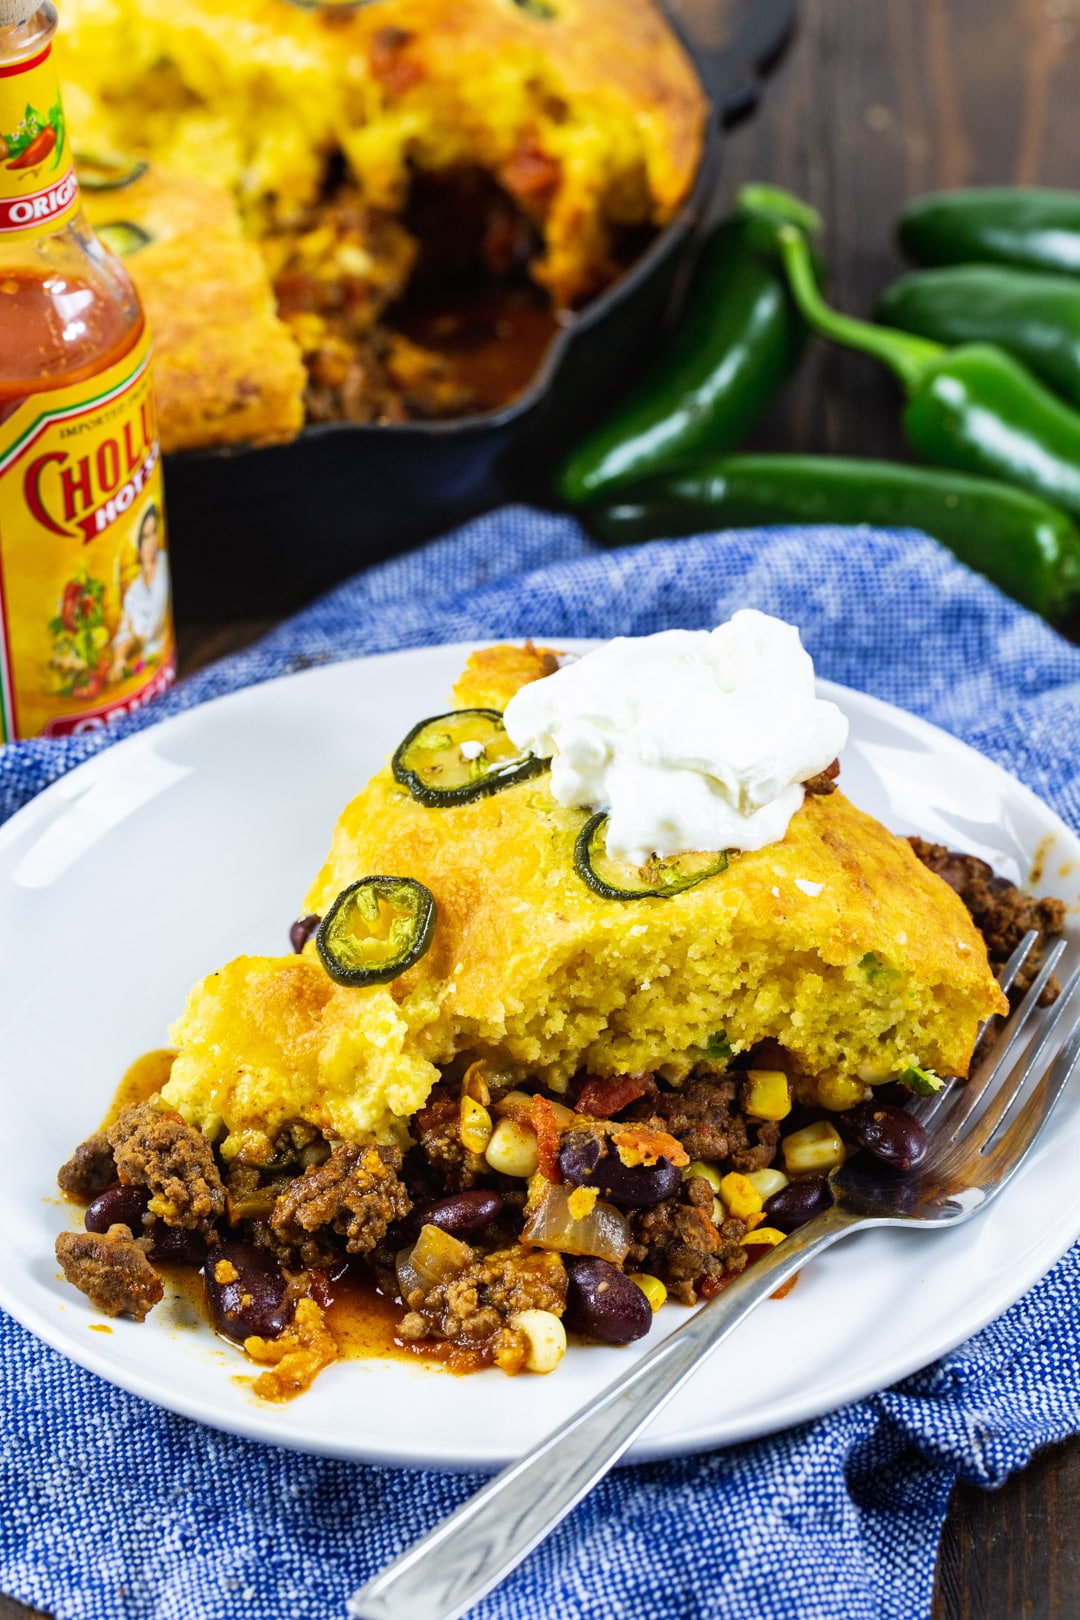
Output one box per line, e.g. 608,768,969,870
920,929,1080,1188
909,930,1042,1129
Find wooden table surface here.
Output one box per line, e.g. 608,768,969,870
9,2,1080,1616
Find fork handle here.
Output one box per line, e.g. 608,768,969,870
348,1202,863,1620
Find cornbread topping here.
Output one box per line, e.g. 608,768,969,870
503,612,849,863
54,640,1040,1398
56,0,707,439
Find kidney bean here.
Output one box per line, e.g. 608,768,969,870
204,1241,291,1342
85,1182,150,1234
558,1136,602,1182
289,914,320,954
411,1190,504,1238
764,1176,832,1232
842,1103,927,1172
150,1225,208,1267
565,1257,652,1345
558,1136,682,1207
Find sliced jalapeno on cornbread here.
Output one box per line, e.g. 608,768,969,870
575,812,729,900
95,221,153,257
76,153,148,190
282,0,375,9
392,708,545,807
316,877,436,986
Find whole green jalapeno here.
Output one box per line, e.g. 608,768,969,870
583,454,1080,622
898,188,1080,277
878,265,1080,410
556,186,819,505
765,192,1080,525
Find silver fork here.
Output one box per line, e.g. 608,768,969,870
350,930,1080,1620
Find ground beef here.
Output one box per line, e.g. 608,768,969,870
54,1224,163,1321
636,1079,780,1173
263,1121,331,1175
414,1089,483,1191
56,1131,116,1199
628,1182,748,1306
909,837,1065,1002
271,1143,411,1269
269,183,478,426
804,758,841,796
106,1104,225,1235
398,1244,566,1344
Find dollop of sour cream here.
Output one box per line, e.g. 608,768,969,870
503,610,849,863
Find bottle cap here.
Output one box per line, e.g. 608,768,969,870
0,0,41,25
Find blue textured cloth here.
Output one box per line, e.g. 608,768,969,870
4,506,1080,1620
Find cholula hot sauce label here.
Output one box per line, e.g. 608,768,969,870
0,332,174,741
0,47,174,742
0,38,77,243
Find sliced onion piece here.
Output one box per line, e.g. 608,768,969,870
521,1182,631,1264
396,1223,473,1301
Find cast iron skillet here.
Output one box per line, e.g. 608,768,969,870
166,0,798,618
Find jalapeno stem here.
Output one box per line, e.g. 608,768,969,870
735,183,823,235
775,223,945,393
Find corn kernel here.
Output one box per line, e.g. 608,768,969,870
493,1089,534,1119
461,1061,491,1106
485,1116,539,1178
634,1274,667,1312
683,1159,723,1193
740,1226,787,1247
746,1168,789,1200
718,1172,765,1221
459,1095,493,1155
512,1309,566,1374
743,1070,792,1121
815,1072,870,1112
781,1120,846,1174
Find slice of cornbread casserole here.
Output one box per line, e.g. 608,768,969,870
161,642,1007,1162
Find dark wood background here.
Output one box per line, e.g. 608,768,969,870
718,6,1080,1608
8,1,1080,1615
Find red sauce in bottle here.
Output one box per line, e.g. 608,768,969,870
0,266,141,414
0,2,174,741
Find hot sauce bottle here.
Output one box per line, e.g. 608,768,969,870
0,0,173,742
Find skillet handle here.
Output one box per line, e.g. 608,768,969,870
677,0,798,129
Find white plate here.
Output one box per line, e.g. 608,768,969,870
2,640,1079,1471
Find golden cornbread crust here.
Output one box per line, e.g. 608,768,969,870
59,0,706,308
164,957,435,1162
162,645,1007,1157
81,169,306,451
303,770,1006,1083
451,641,563,710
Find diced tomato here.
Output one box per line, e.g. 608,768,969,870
699,1274,733,1301
531,1095,562,1183
499,134,561,202
575,1073,652,1119
369,27,424,94
611,1125,689,1169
